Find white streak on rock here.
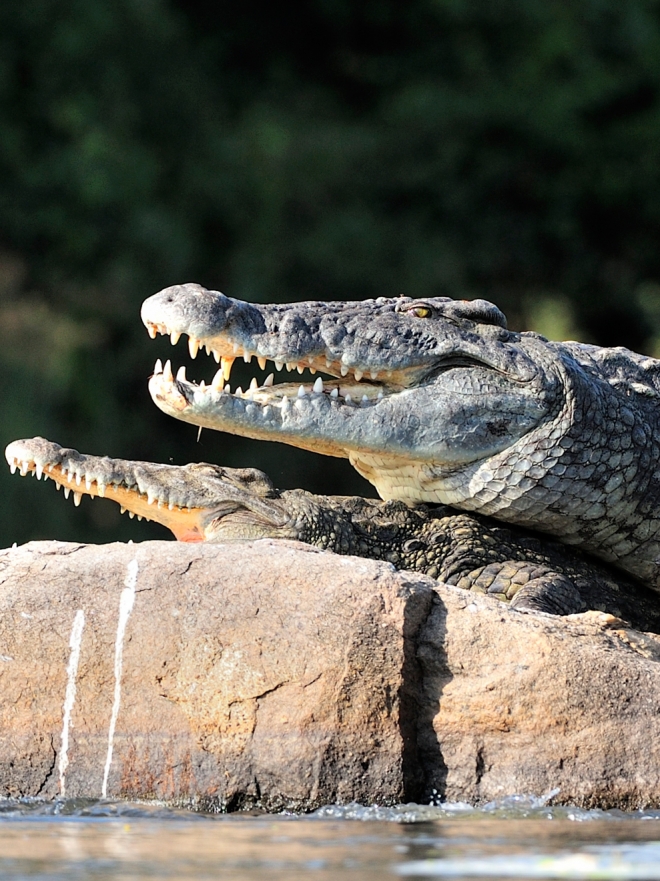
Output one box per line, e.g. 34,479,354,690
59,609,85,797
102,558,138,798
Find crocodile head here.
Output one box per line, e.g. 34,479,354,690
5,437,301,543
141,283,556,502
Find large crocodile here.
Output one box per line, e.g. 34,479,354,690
141,283,660,592
7,437,660,630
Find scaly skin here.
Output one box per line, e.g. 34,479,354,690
141,283,660,591
7,437,660,631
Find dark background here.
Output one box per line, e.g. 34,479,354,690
3,0,660,546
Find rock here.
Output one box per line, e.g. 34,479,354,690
1,539,660,810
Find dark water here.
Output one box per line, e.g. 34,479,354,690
2,795,660,880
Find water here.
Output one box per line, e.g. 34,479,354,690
2,797,660,880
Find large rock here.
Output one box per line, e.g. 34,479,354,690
0,539,659,810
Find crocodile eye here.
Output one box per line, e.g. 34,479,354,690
409,306,433,318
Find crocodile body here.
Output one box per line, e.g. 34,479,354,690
7,437,660,631
141,284,660,592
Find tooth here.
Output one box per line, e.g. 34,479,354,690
204,344,210,355
35,464,43,480
212,369,225,392
55,482,61,491
243,352,252,364
377,390,384,399
326,359,333,369
345,394,352,403
340,364,349,376
176,365,187,382
147,491,156,505
154,358,163,374
75,473,82,486
232,343,241,355
330,388,339,398
19,462,28,476
85,476,92,490
170,331,181,345
275,361,283,372
163,360,173,382
354,370,363,382
98,482,106,497
235,386,243,397
263,406,271,418
64,487,71,499
309,367,317,375
221,357,235,381
362,394,369,403
370,371,379,380
9,462,16,475
128,511,135,519
147,324,157,339
73,492,82,507
137,515,143,521
264,373,274,387
281,395,290,409
313,377,324,394
297,385,306,398
257,356,267,370
120,506,126,514
213,350,221,363
250,377,259,391
189,338,199,358
296,364,304,374
199,380,206,390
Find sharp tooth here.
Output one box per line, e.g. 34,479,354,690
264,373,275,387
204,344,210,355
170,331,181,345
64,487,71,499
19,461,28,476
275,361,283,372
313,377,324,394
330,388,339,398
345,393,352,403
232,343,241,355
189,338,199,358
176,365,187,382
354,369,363,382
147,324,157,339
163,360,173,382
35,464,43,480
221,357,235,381
257,356,267,370
235,386,243,397
297,385,306,398
154,358,163,374
377,390,384,399
137,515,143,521
199,379,206,390
362,394,369,403
98,482,106,497
128,511,135,519
212,369,225,392
9,461,16,475
340,364,349,376
85,476,92,490
296,364,304,374
309,367,316,375
213,350,221,363
263,405,271,418
55,481,61,491
370,371,379,380
326,359,333,369
250,377,259,390
73,492,82,507
120,506,126,514
147,491,156,505
243,352,252,364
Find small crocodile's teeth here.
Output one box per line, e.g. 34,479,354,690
243,352,252,364
64,487,71,499
275,360,283,372
170,331,181,345
73,492,82,507
189,338,200,359
163,360,173,382
9,461,16,475
128,511,135,519
235,386,243,397
249,377,259,391
212,368,225,392
362,394,369,403
147,324,158,339
296,364,304,374
345,393,352,403
354,369,363,382
120,506,126,514
330,388,339,398
213,350,221,363
97,482,106,498
19,461,28,476
264,373,274,387
221,357,234,382
370,371,379,380
313,377,324,394
154,358,163,374
35,464,43,480
257,356,267,370
176,365,187,383
85,476,92,490
297,385,306,398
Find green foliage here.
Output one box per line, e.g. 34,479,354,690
2,0,660,545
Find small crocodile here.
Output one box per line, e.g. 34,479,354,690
141,284,660,592
6,437,660,630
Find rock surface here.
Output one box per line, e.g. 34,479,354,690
1,539,660,810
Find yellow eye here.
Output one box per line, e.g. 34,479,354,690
410,306,432,318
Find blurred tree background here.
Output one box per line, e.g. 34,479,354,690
2,0,660,545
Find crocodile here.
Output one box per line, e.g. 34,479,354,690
7,437,660,630
140,283,660,592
